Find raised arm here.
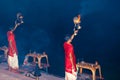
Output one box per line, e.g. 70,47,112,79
11,13,24,32
67,30,78,43
11,24,19,32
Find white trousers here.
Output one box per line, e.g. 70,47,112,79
8,53,19,69
65,70,77,80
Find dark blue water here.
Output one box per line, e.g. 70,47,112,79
0,0,120,80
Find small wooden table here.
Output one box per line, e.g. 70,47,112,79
76,61,103,80
23,52,49,69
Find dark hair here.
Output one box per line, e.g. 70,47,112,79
64,34,71,41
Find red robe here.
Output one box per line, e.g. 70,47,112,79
63,42,77,73
7,31,18,57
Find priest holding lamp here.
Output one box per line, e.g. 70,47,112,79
63,14,81,80
7,13,23,72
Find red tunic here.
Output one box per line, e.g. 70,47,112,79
7,31,18,57
63,42,77,73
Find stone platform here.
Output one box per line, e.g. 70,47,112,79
0,63,64,80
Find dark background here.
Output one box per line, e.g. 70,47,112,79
0,0,120,80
